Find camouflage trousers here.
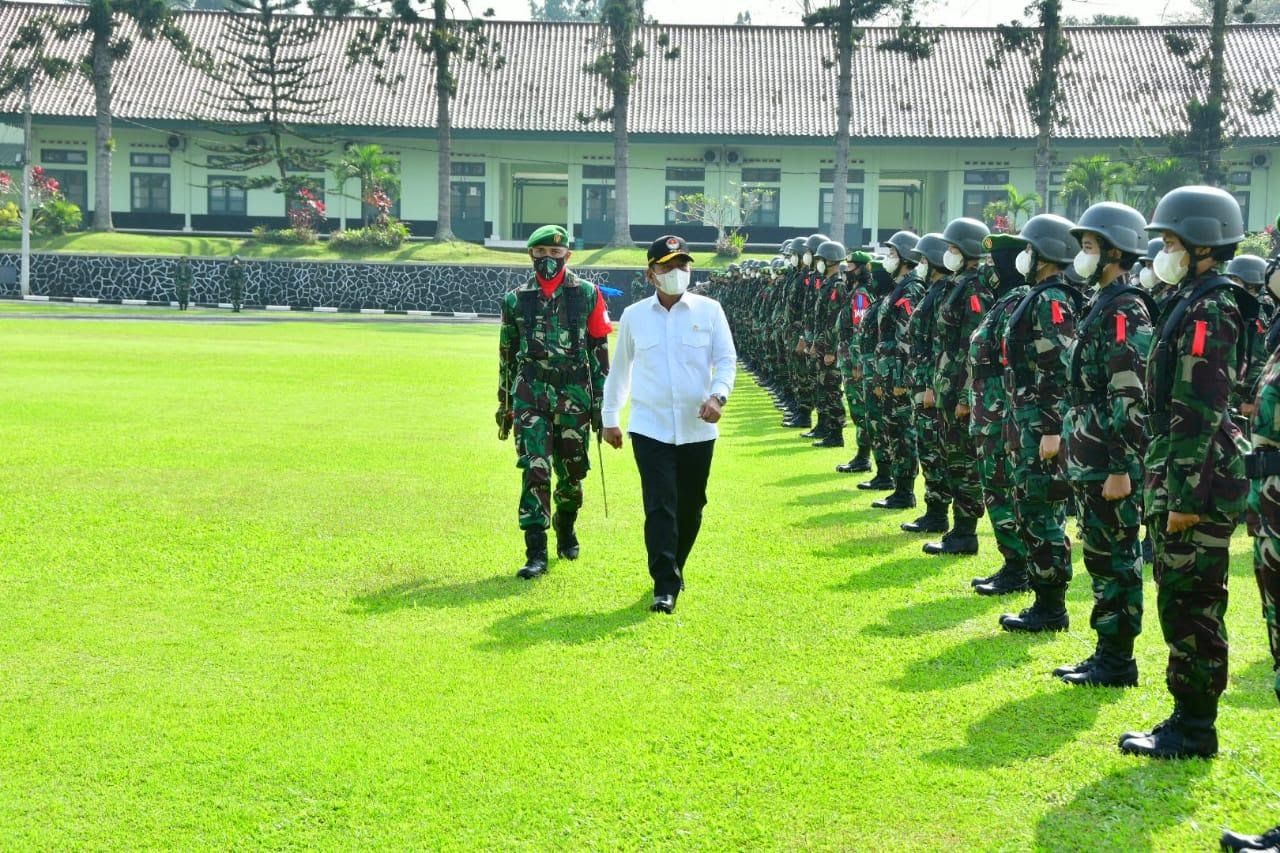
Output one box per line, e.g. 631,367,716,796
514,408,590,531
1252,537,1280,694
817,360,846,427
975,431,1027,570
884,389,919,483
1009,429,1072,589
843,363,866,440
940,408,984,520
913,399,951,507
1150,512,1235,700
1073,481,1143,641
863,377,891,470
793,352,818,410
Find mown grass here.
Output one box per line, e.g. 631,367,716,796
0,315,1276,849
0,232,774,269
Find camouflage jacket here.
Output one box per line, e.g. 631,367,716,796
798,269,823,341
498,272,610,416
907,275,951,391
968,277,1027,437
814,272,845,355
934,266,991,412
1241,291,1278,402
1062,280,1154,481
875,271,925,392
1003,273,1079,436
1144,272,1252,518
859,289,888,378
1248,347,1280,537
842,278,876,361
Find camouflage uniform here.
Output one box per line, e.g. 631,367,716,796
1064,281,1154,643
908,275,954,511
814,270,848,434
1247,347,1280,702
842,274,877,450
876,269,925,484
498,272,610,531
934,266,990,523
859,278,890,470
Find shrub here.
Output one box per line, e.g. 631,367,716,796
328,220,410,253
252,224,317,245
34,198,82,235
1238,230,1274,259
0,201,18,227
714,232,746,259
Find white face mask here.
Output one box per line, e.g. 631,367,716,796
655,267,690,296
802,251,814,267
943,249,965,273
1139,266,1157,289
1153,249,1188,285
789,255,799,268
883,254,900,276
816,260,827,275
1073,250,1100,280
1015,248,1034,277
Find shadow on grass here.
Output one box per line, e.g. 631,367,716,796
801,508,905,529
829,555,949,592
1223,657,1280,710
789,490,857,507
862,593,1008,638
350,575,529,615
1033,761,1212,851
924,686,1125,768
773,472,847,489
888,630,1054,692
476,594,653,651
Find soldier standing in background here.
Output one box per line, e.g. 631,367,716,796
811,240,850,448
871,231,924,510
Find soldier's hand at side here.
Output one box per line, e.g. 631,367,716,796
1166,511,1200,534
1102,472,1131,501
955,403,970,419
602,426,624,449
852,367,863,381
922,388,935,409
823,353,836,366
872,387,885,398
795,339,807,355
1039,434,1061,460
1242,402,1257,418
893,386,908,397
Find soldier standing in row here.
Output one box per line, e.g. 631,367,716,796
872,231,924,510
497,224,612,580
1120,187,1253,759
1057,203,1154,686
811,240,850,448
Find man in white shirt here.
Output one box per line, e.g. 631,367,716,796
601,235,738,614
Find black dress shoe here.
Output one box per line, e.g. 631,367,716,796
650,594,676,614
1221,825,1280,851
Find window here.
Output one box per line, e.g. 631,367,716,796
207,176,247,216
666,166,705,182
1228,170,1252,186
665,186,703,225
583,165,615,180
130,152,170,168
451,161,485,177
744,188,779,228
819,168,866,184
741,167,781,183
583,184,615,221
962,189,1006,221
1234,191,1251,229
131,173,170,213
45,169,88,210
42,149,88,165
819,188,864,235
964,169,1009,185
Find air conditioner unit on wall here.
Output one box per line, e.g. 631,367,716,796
166,134,186,151
246,135,265,149
724,150,742,165
1251,151,1272,169
703,148,719,164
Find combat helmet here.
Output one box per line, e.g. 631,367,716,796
1226,254,1268,288
941,218,991,259
1146,185,1245,248
1015,214,1081,266
912,232,949,269
1069,202,1148,256
885,230,919,261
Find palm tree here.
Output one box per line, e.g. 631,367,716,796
1128,156,1196,218
982,184,1041,230
1059,154,1134,211
332,144,400,227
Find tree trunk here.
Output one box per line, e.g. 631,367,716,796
433,1,456,242
1204,0,1229,186
831,0,852,244
90,14,114,232
610,85,631,247
1033,0,1064,214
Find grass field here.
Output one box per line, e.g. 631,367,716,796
0,232,775,269
1,312,1277,849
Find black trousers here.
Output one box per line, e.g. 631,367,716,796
630,432,716,597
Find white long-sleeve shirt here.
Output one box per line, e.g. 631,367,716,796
601,291,737,445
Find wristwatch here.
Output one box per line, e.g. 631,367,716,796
711,393,727,407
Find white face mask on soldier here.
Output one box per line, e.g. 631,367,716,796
1073,250,1100,280
1015,248,1034,276
1153,248,1188,285
883,254,900,275
816,260,827,275
655,267,690,296
789,255,799,268
803,251,814,266
1139,266,1157,289
943,249,965,273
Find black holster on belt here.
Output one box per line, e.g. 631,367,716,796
1245,450,1280,479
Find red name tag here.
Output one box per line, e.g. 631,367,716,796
970,294,982,314
1191,320,1208,357
1115,312,1127,343
896,297,913,316
1050,300,1064,326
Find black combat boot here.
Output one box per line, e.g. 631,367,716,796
999,584,1069,632
1142,535,1154,565
1119,695,1218,758
552,510,579,560
857,469,894,491
974,562,1032,596
1220,824,1280,851
516,528,549,579
872,480,917,509
923,514,979,556
1052,641,1101,678
902,501,949,533
836,446,871,473
1061,637,1138,687
813,427,844,448
971,566,1001,587
782,407,813,428
800,416,829,439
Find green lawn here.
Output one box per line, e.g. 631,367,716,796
1,316,1276,849
0,231,775,269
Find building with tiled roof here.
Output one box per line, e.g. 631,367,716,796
1,2,1278,244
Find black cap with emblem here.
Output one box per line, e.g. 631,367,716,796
647,234,694,265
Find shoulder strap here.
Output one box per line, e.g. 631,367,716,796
1008,279,1082,340
565,281,585,353
1068,286,1156,389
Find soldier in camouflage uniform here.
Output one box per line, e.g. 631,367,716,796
924,218,991,555
497,225,612,580
871,231,924,510
1227,255,1276,433
901,234,954,534
855,257,895,489
812,240,850,448
969,234,1033,596
798,234,835,441
776,240,809,425
1054,203,1155,687
785,236,827,431
997,215,1082,634
836,253,877,473
1120,186,1253,759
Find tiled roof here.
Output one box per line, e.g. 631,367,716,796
2,3,1280,141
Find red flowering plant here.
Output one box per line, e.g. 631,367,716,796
0,171,12,196
363,187,393,226
287,186,327,235
991,214,1014,235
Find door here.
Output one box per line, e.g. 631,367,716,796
581,184,616,247
513,178,568,241
449,181,485,243
878,178,925,243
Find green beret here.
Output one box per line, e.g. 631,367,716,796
526,225,570,249
848,250,874,265
983,233,1026,252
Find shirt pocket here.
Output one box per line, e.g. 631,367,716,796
682,328,712,349
633,331,661,352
